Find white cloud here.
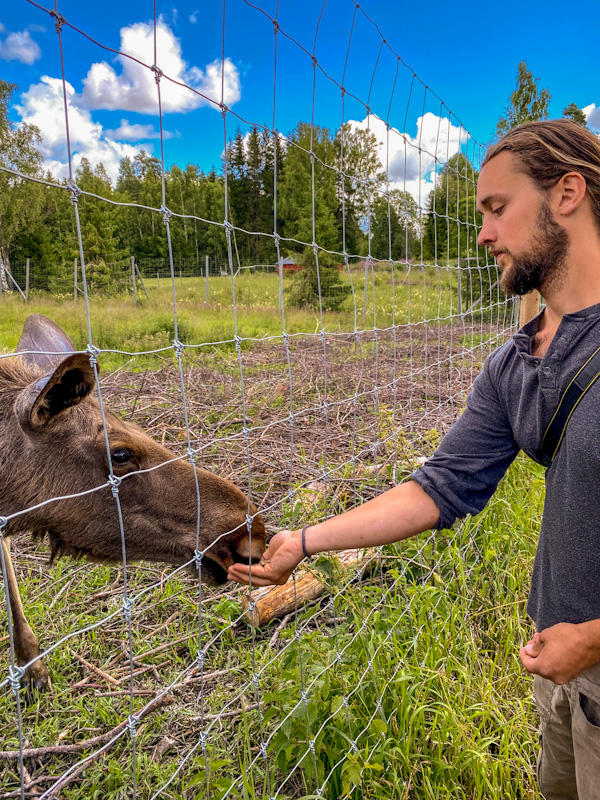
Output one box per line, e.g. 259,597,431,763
0,29,41,65
15,76,141,183
105,119,176,141
583,103,600,131
189,11,199,23
81,19,240,114
346,113,469,206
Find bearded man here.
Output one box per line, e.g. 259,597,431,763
230,119,600,800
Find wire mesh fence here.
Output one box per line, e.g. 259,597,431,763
0,1,539,799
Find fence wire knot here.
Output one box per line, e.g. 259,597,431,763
196,648,205,669
108,475,121,497
194,550,204,570
7,665,24,694
350,739,358,753
0,516,7,532
245,513,253,530
173,339,184,358
273,19,280,33
234,334,242,352
127,714,139,738
288,411,295,427
122,596,135,620
260,742,268,759
67,180,81,205
308,738,315,753
219,103,229,117
301,689,309,705
187,447,198,464
160,205,172,225
151,65,163,84
86,344,100,366
223,220,234,238
50,9,66,32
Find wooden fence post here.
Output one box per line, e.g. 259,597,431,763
457,257,463,317
205,255,209,306
519,290,541,328
131,256,137,306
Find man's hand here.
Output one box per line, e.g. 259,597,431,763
227,529,305,587
519,620,600,684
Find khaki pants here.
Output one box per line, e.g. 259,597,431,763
534,663,600,799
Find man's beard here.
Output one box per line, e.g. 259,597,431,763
495,202,569,296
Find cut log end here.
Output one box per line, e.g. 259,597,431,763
241,548,378,627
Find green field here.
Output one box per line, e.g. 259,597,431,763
0,265,511,364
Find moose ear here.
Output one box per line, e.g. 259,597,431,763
17,314,77,372
15,353,97,431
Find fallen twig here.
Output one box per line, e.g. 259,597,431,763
0,693,175,760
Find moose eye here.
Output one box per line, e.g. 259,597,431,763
111,448,134,465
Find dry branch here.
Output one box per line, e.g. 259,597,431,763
0,694,175,761
241,548,378,626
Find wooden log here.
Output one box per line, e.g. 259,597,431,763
241,548,379,627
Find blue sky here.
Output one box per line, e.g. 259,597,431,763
2,0,599,202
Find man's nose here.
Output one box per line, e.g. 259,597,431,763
477,217,496,246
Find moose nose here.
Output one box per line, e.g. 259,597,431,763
232,552,262,566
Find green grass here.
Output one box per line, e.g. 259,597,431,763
1,266,465,356
0,455,544,799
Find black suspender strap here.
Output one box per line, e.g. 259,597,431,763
538,344,600,467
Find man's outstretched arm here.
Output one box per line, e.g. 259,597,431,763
227,480,441,587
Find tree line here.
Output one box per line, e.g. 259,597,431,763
0,62,591,296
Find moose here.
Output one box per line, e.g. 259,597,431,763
0,314,266,694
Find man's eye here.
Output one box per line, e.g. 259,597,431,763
492,205,505,216
111,448,134,465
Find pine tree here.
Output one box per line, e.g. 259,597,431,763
562,103,588,127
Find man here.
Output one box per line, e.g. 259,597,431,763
229,119,600,799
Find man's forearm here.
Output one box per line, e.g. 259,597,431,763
228,479,441,586
302,480,441,554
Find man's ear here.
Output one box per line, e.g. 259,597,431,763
554,171,588,217
15,353,97,432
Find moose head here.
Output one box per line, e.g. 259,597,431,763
1,314,266,693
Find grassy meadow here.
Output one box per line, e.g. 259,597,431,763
0,272,540,800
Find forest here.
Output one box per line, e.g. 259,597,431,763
0,78,480,294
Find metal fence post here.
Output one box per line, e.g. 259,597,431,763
74,258,77,303
25,258,30,302
132,256,137,306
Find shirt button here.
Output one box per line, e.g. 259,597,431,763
543,366,552,376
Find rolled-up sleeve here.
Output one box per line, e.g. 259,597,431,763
411,350,520,531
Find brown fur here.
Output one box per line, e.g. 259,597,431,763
1,315,266,691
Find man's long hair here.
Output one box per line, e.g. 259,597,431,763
483,119,600,233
